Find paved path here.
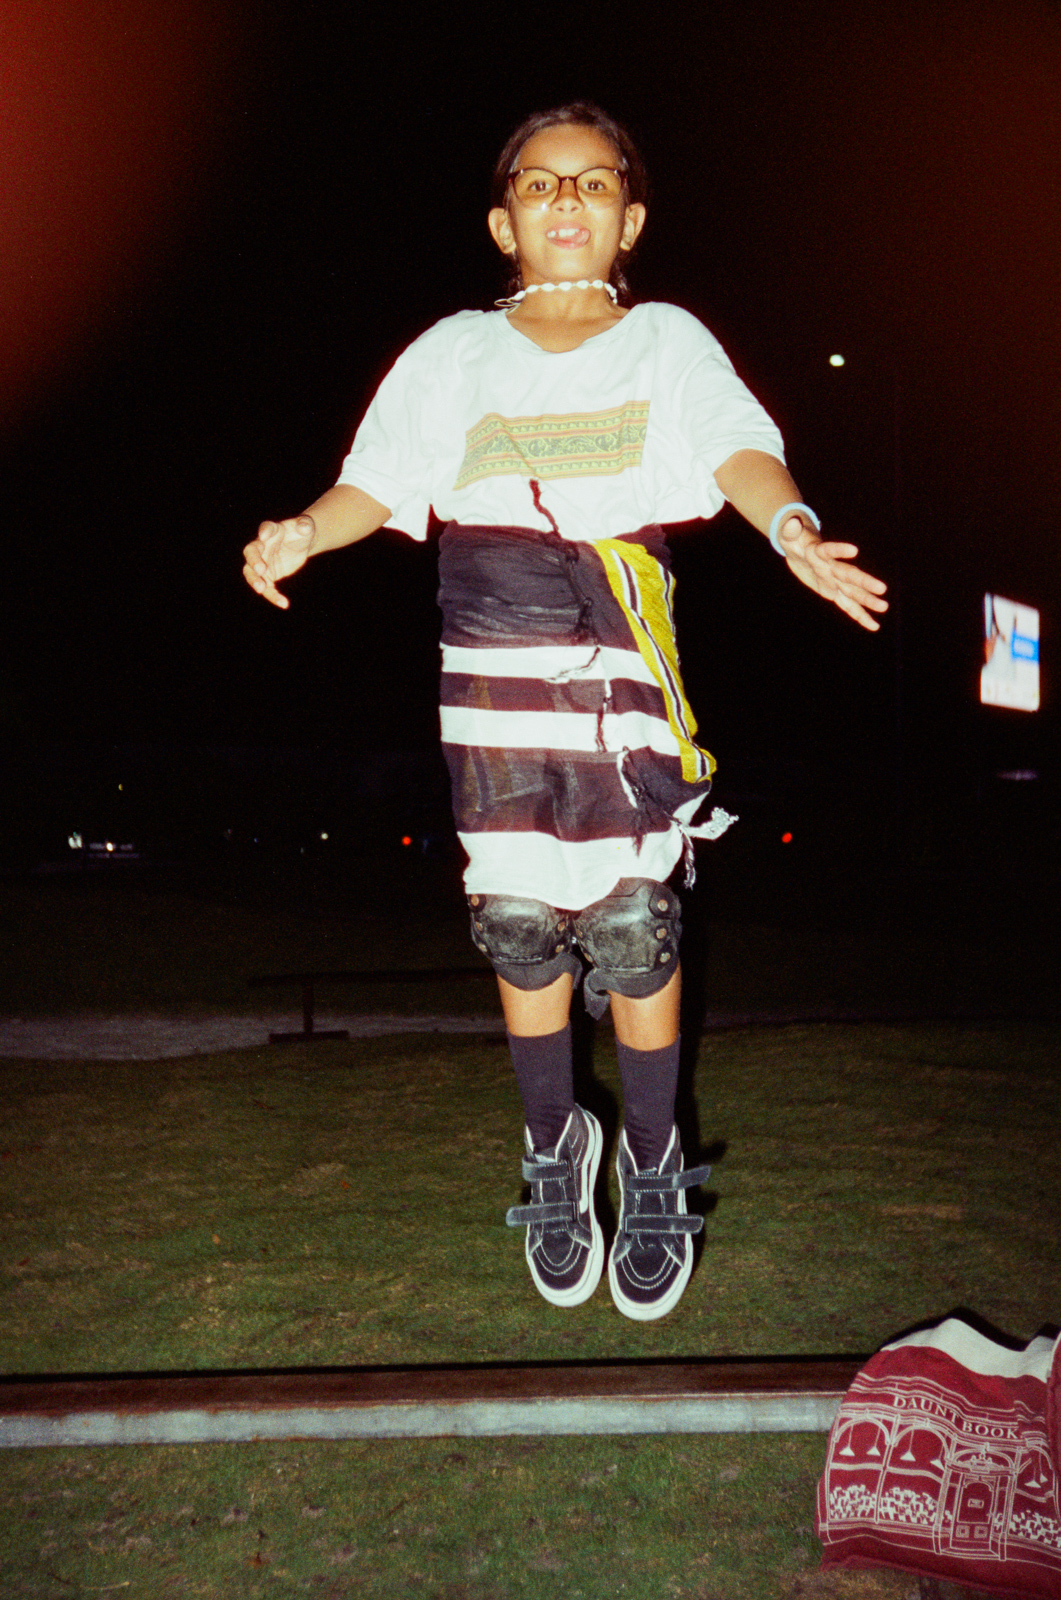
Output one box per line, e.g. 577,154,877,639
0,1004,1019,1060
0,1013,507,1060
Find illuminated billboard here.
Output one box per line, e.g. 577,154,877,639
981,594,1039,712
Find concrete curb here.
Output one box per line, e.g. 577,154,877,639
0,1360,860,1447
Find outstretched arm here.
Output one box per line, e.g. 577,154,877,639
713,449,889,632
242,482,393,610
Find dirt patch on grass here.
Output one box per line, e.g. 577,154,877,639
786,1573,999,1599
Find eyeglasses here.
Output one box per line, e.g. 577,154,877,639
507,166,627,208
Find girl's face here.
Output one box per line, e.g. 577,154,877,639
488,122,646,291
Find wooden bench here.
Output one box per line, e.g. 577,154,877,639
248,967,494,1042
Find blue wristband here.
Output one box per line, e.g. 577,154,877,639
768,502,820,556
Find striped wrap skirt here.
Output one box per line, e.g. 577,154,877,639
437,521,720,913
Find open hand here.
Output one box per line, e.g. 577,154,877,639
242,516,316,610
776,516,889,632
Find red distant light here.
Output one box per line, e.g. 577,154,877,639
401,835,413,847
781,832,793,844
0,1,238,421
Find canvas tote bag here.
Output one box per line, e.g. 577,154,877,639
816,1317,1061,1598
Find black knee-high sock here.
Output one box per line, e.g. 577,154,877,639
507,1024,574,1152
617,1037,680,1169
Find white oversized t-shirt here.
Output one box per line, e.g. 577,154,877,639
337,302,785,539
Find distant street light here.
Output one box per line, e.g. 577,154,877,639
829,353,846,367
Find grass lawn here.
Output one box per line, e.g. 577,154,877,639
1,1021,1055,1597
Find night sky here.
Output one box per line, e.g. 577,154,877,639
4,0,1059,810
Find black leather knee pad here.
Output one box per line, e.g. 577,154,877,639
574,878,681,1017
468,893,582,991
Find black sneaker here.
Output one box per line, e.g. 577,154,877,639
608,1126,710,1321
505,1106,604,1307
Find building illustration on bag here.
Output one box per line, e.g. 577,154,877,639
820,1368,1061,1567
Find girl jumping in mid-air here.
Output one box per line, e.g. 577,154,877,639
243,103,887,1321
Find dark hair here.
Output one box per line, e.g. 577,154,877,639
491,102,649,305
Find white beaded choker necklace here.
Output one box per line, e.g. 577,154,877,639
495,278,618,309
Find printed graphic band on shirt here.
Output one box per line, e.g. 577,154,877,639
455,402,651,488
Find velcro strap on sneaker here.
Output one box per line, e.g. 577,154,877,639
628,1163,711,1194
620,1213,704,1236
521,1157,568,1184
506,1201,580,1228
